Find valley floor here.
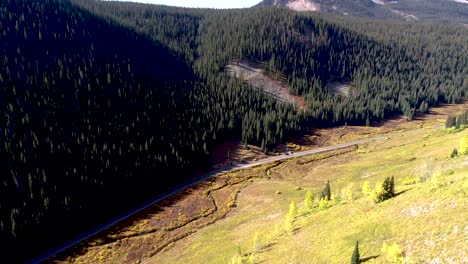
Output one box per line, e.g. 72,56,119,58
54,103,468,264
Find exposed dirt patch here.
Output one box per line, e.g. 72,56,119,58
286,0,320,11
390,9,419,21
326,76,354,97
226,59,305,108
400,202,437,218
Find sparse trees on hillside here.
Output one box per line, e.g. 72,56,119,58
419,101,429,114
446,111,468,129
342,183,355,202
366,177,395,203
446,116,456,128
451,148,459,158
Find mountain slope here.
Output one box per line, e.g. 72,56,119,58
62,105,468,263
257,0,468,23
1,1,301,262
1,1,467,262
0,0,200,261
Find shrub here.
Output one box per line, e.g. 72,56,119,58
369,182,386,203
285,214,294,234
450,148,458,158
431,171,447,189
318,198,330,210
362,181,372,195
381,243,404,263
402,176,421,185
304,191,314,211
368,177,395,203
445,115,456,128
288,201,297,218
331,193,341,205
252,232,262,253
231,244,244,264
231,255,242,264
227,190,240,208
285,201,296,234
342,183,355,202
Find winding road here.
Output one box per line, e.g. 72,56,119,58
26,135,386,264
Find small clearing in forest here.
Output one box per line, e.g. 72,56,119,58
226,59,305,108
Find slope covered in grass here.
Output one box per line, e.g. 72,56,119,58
150,115,467,263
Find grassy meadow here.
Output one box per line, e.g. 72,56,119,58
151,124,467,264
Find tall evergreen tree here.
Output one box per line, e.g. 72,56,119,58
446,116,456,128
321,180,332,201
389,176,395,197
351,241,360,264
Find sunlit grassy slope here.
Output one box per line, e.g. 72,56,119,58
152,125,468,263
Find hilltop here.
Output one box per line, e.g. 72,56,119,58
257,0,468,24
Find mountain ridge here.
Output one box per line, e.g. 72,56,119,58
256,0,468,23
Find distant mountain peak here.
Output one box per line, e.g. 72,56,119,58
285,0,320,11
265,0,320,11
257,0,468,23
451,0,468,4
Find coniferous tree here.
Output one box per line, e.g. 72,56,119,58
351,241,360,264
446,116,456,128
389,176,395,197
455,116,461,129
451,148,458,158
320,180,332,201
362,181,372,195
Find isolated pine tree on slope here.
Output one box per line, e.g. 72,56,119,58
351,241,360,264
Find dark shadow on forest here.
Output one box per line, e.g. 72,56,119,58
53,183,210,261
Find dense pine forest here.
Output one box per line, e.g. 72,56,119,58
0,0,466,262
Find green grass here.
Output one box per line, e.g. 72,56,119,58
151,126,468,264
